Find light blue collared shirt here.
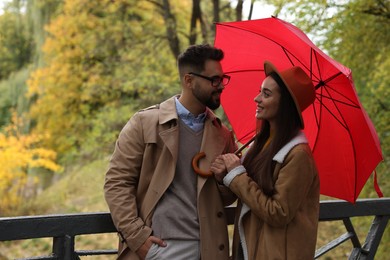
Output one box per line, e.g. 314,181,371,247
175,97,206,132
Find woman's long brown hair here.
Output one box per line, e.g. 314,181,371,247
242,72,302,196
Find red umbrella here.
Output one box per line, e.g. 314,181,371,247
214,17,383,203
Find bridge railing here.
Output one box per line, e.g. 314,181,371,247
0,198,389,260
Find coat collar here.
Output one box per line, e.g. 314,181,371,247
273,131,308,163
158,95,179,125
159,95,221,127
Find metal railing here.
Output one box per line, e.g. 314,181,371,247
0,198,389,260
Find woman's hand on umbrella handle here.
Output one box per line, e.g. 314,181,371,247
221,153,242,172
210,155,227,183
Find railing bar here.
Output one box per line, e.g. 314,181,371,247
76,249,118,256
319,198,390,220
362,215,390,259
0,199,389,259
16,255,58,260
315,232,355,258
1,199,389,241
349,247,370,260
0,213,116,241
343,218,361,248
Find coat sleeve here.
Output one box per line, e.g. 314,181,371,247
104,112,152,252
228,145,317,227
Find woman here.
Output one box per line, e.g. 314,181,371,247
211,61,320,260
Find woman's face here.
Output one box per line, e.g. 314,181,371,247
254,76,281,123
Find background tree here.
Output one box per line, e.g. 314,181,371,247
0,0,32,127
0,112,61,216
0,0,388,256
26,0,239,162
0,0,61,129
27,0,181,161
0,0,32,80
0,0,387,207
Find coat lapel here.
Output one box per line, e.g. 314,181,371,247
142,97,179,222
158,96,179,163
197,112,226,191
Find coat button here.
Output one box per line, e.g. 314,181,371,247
217,211,223,218
219,244,225,250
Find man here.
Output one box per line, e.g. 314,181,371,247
104,44,237,260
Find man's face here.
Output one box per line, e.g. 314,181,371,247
191,60,225,110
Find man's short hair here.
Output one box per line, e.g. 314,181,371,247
177,44,224,74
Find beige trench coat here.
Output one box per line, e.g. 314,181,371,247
104,96,237,260
230,142,320,260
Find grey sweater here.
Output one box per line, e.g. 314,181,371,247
151,120,203,240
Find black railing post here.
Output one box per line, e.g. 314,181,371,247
53,235,80,260
343,218,361,248
53,236,65,259
349,215,390,260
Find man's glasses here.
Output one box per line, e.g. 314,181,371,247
189,72,230,87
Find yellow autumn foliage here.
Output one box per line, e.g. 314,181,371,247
0,113,62,216
26,0,178,159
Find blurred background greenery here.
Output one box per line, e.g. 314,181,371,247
0,0,388,259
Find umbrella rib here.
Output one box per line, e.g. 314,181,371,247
320,81,360,108
308,49,359,201
315,97,347,129
217,23,323,82
316,93,360,109
313,49,323,85
317,80,356,131
311,52,360,109
226,69,264,74
283,48,295,66
312,50,346,92
236,129,256,143
282,47,322,83
315,72,342,89
316,72,358,199
310,28,359,204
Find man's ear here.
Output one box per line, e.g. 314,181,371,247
183,74,193,88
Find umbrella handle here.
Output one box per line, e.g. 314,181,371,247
192,152,213,177
192,135,256,178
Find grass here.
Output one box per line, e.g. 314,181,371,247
30,158,111,213
0,157,117,260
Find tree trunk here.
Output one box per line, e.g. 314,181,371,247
147,0,181,58
162,0,180,58
190,0,201,45
248,0,255,20
213,0,220,23
236,0,243,21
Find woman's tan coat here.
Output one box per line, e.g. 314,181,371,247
230,140,320,260
104,96,237,260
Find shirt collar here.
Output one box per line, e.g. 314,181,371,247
175,97,207,122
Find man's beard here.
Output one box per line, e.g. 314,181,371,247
205,95,221,110
192,85,222,110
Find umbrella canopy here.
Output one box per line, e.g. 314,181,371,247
214,17,383,203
